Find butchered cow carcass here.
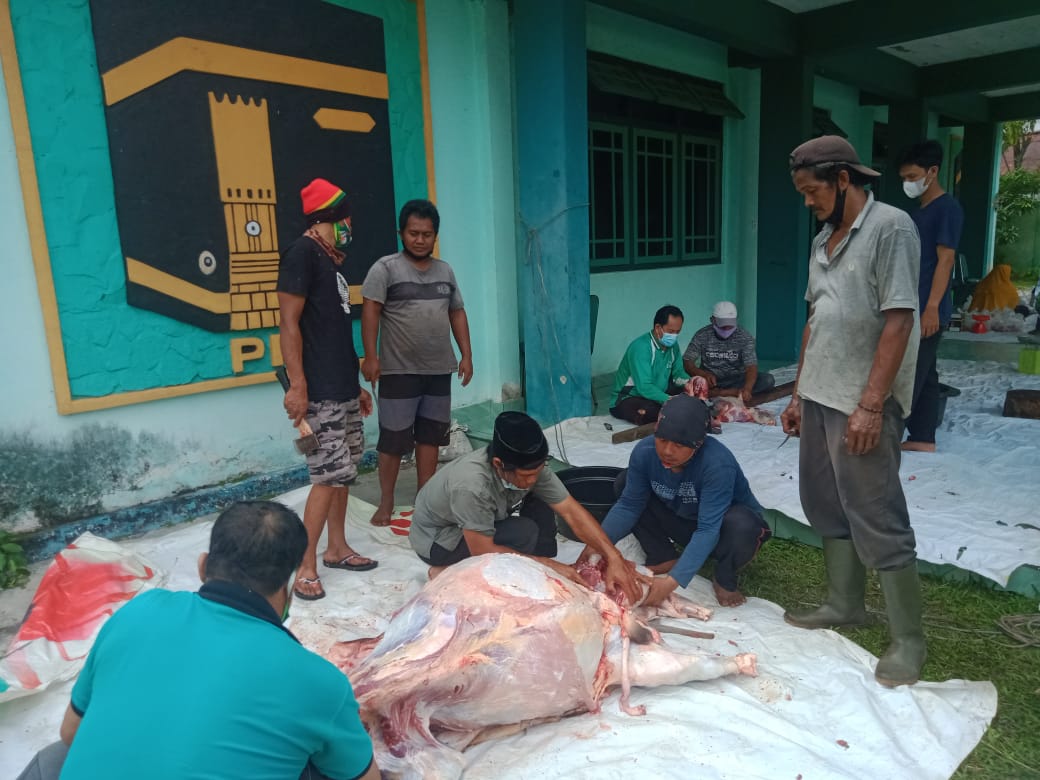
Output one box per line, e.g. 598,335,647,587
324,554,757,779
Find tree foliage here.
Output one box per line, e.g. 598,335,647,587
1001,119,1037,171
995,168,1040,246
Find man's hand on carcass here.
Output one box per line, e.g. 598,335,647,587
574,545,595,566
643,574,679,607
543,559,584,587
602,556,643,606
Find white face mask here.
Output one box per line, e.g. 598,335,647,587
903,177,928,199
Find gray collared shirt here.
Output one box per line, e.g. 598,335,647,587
409,446,569,558
799,192,921,417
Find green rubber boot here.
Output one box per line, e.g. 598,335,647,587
784,537,869,629
875,563,927,687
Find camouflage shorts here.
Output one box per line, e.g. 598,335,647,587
305,398,364,487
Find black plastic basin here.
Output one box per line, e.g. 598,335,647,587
554,466,623,541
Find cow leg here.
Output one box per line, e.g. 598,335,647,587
625,643,757,688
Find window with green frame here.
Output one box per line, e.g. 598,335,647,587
589,123,722,271
587,53,737,273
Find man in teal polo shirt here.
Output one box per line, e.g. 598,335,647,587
16,501,379,780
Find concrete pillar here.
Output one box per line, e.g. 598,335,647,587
514,0,591,423
756,58,814,363
959,122,1001,279
880,99,929,208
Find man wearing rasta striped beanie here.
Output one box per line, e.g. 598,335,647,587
277,178,377,601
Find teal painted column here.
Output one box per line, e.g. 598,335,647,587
756,58,814,363
514,0,591,423
960,122,1001,279
880,99,929,208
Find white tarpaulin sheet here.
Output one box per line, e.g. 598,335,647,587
548,359,1040,588
0,489,996,779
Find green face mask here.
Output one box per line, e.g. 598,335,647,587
333,221,352,249
281,571,296,623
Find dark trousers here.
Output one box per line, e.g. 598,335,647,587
715,371,775,395
610,385,683,425
799,398,917,570
905,330,943,443
419,496,558,566
613,471,771,590
17,741,336,780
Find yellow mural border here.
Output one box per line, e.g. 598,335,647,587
0,0,436,415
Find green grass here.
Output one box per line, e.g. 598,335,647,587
729,539,1040,779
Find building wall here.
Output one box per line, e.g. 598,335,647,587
425,0,520,405
813,76,874,163
0,0,515,533
585,4,759,377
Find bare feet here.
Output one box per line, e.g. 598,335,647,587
712,578,747,607
369,503,393,527
428,566,447,581
901,441,936,452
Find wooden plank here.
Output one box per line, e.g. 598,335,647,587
1003,389,1040,420
611,422,656,445
747,380,795,408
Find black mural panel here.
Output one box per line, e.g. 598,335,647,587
88,0,398,332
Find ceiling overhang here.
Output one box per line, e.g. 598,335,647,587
588,0,1040,126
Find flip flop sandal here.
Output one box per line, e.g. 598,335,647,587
293,576,326,601
323,554,378,572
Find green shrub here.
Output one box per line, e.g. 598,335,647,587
995,169,1040,247
0,531,29,589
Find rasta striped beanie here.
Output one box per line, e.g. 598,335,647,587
300,178,351,225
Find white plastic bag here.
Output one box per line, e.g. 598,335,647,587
438,420,473,462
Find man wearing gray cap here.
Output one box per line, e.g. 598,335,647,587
409,411,642,604
782,135,925,687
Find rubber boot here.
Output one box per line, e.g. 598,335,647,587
875,564,926,687
784,537,869,629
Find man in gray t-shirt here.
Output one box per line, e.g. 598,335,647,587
361,200,473,528
410,412,642,604
782,135,924,690
683,301,774,404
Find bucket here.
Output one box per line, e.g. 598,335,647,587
554,466,623,541
937,383,960,427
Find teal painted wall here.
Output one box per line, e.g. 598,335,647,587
813,76,874,165
0,0,512,533
424,0,520,407
7,0,429,398
585,4,759,377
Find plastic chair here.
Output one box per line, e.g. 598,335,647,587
951,254,978,310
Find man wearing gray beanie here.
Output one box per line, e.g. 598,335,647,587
589,394,771,608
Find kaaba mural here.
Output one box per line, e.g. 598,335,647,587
89,0,399,332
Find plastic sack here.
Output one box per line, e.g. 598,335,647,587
0,532,163,703
438,420,473,463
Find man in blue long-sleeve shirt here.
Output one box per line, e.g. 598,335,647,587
593,394,771,607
